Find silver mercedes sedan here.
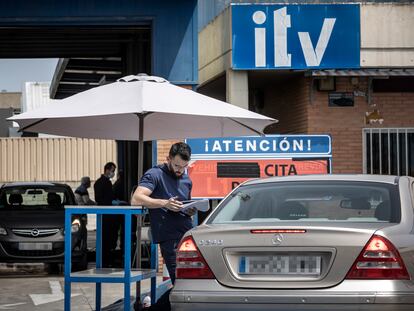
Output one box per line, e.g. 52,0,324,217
171,175,414,311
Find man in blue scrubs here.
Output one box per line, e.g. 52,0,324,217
132,142,195,284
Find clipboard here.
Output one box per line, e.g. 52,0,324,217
179,199,210,213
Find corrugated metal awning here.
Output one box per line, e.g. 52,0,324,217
310,69,414,77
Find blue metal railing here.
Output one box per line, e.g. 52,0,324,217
64,206,157,311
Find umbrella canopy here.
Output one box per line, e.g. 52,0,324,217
9,75,276,141
8,74,277,302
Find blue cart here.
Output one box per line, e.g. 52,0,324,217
64,206,158,311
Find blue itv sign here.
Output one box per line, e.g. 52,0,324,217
232,4,360,70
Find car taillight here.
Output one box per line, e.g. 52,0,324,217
346,235,409,280
176,235,214,279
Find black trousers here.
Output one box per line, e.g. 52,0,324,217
159,239,180,284
143,239,180,311
101,214,122,267
101,214,137,267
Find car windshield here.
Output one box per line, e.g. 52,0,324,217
0,186,70,210
208,181,401,224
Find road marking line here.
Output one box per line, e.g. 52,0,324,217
0,302,27,310
30,281,81,306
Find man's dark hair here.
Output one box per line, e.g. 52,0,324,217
104,162,116,171
169,142,191,161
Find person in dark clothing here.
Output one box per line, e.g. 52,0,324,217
112,169,135,260
75,176,96,205
94,162,117,267
94,162,116,205
132,142,196,310
113,170,128,204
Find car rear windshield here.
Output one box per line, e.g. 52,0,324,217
208,181,401,224
0,187,70,210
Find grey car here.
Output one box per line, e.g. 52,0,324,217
171,175,414,311
0,182,88,271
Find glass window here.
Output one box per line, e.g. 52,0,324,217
208,181,400,224
0,187,69,210
365,129,414,176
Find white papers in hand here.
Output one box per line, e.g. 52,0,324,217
180,199,210,213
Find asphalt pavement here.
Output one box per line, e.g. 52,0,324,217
0,263,163,311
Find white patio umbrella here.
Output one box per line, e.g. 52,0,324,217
8,74,276,303
10,74,276,176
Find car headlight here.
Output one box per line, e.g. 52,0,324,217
71,219,81,233
0,226,7,236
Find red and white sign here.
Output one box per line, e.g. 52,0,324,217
188,159,328,198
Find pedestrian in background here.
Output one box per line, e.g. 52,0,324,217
113,169,128,205
94,162,117,267
75,176,96,205
112,169,134,264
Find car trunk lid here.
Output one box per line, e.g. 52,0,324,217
192,222,396,289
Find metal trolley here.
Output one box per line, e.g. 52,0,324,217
64,205,157,311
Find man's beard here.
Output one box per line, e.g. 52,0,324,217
168,163,183,178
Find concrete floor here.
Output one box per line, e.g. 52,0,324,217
0,263,165,311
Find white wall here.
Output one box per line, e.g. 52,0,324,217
361,3,414,67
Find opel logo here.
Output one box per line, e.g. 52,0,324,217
272,233,283,245
31,229,40,237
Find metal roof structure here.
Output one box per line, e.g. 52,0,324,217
49,29,150,99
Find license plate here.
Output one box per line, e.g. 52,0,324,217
18,243,52,251
239,255,321,276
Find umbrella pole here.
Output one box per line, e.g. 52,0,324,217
135,114,144,309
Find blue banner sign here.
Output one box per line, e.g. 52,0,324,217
187,135,331,159
231,4,360,70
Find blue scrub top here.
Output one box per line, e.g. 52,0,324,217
139,163,193,243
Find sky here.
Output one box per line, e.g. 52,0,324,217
0,59,58,92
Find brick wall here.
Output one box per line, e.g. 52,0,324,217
307,77,369,173
262,75,309,135
157,140,179,164
270,76,414,174
308,77,414,173
262,75,414,174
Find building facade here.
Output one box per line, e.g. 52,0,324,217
198,1,414,176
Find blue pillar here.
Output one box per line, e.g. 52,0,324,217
124,211,132,310
96,213,102,310
64,209,72,311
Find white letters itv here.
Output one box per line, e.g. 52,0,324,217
232,4,360,70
